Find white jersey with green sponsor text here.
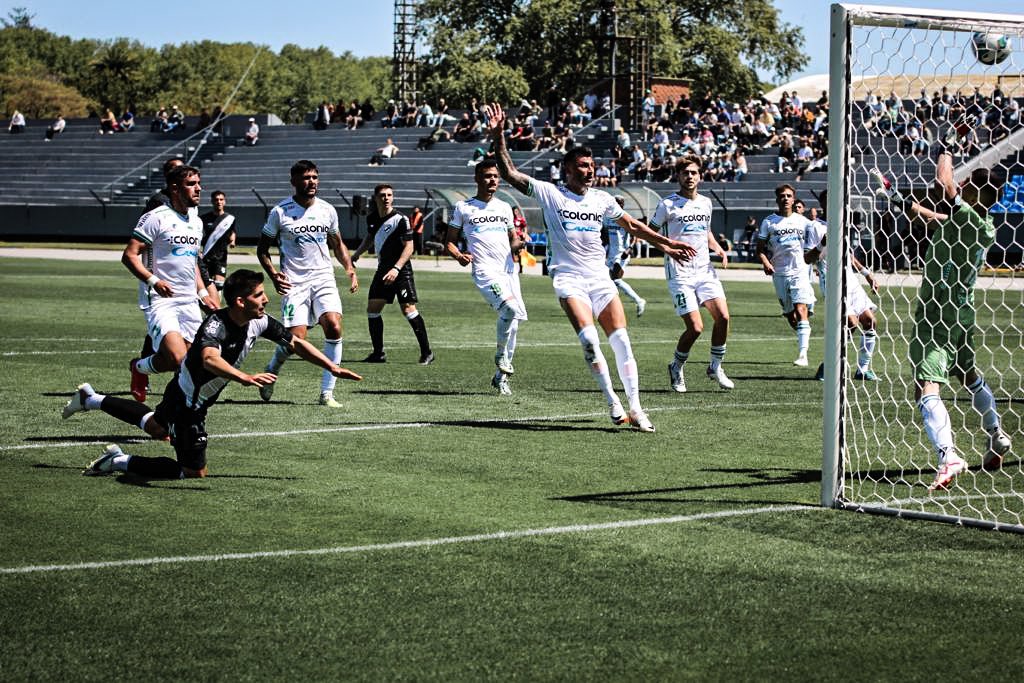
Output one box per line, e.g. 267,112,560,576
132,204,203,307
651,192,714,282
449,196,515,282
528,179,624,278
262,196,339,282
758,212,814,277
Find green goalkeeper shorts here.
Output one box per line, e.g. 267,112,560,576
910,319,976,384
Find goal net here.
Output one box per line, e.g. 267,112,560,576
823,4,1024,531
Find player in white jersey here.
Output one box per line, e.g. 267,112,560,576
445,159,528,395
802,189,879,381
604,196,647,317
122,164,217,403
757,184,816,366
485,103,695,432
256,160,359,408
651,155,734,392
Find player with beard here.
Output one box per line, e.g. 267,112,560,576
256,160,358,407
484,102,695,432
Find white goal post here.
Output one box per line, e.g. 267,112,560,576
823,4,1024,530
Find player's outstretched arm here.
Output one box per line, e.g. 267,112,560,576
708,231,729,268
756,239,774,275
444,226,472,266
201,346,275,387
485,103,531,195
328,232,359,293
256,233,291,294
616,213,697,262
291,337,363,381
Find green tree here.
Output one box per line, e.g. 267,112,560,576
0,74,92,117
85,39,155,112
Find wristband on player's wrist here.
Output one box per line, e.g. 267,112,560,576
146,274,159,286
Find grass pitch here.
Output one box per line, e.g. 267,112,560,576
2,256,1024,680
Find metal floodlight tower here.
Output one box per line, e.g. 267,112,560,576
393,0,420,104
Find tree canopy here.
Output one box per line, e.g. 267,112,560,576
417,0,807,103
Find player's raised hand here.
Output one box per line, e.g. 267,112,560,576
484,103,505,139
270,271,291,294
331,366,363,381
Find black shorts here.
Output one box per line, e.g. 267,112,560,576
203,258,227,278
155,380,209,471
368,266,418,305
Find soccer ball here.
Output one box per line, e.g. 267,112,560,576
971,32,1011,66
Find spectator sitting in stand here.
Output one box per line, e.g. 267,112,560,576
44,114,65,141
595,161,613,187
453,112,481,143
8,109,25,134
345,100,362,129
313,100,331,130
433,98,455,126
359,99,375,126
245,117,260,145
99,108,119,135
369,137,399,166
416,100,433,127
164,105,185,132
416,122,451,150
382,99,399,128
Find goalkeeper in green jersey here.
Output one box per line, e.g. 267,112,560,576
872,152,1011,491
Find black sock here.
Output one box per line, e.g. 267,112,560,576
101,395,151,428
126,455,182,479
408,314,431,355
368,316,384,354
140,335,154,358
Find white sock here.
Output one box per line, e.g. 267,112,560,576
608,328,641,412
919,394,956,461
796,321,811,356
673,350,689,366
112,453,131,471
135,356,158,375
85,393,105,411
578,325,619,406
320,338,343,393
614,279,643,305
858,330,877,371
709,344,726,372
140,411,155,430
496,313,515,360
967,376,1001,433
266,343,291,374
506,319,520,362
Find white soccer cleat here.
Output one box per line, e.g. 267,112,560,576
318,391,342,408
929,451,968,491
706,366,735,390
259,378,275,402
609,402,628,425
628,409,656,433
668,362,687,393
495,353,515,376
983,429,1012,471
62,382,94,419
636,299,647,317
83,444,122,476
793,354,809,367
491,374,512,396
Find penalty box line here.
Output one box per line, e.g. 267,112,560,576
0,505,815,576
0,400,821,452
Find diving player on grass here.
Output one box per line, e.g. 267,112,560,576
64,269,362,479
444,159,528,396
484,102,695,432
872,153,1011,490
652,154,734,393
757,184,816,367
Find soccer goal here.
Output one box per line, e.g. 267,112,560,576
823,4,1024,531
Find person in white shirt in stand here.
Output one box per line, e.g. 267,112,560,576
245,117,259,145
484,102,696,432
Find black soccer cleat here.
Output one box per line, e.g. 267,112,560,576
362,352,387,363
418,351,435,366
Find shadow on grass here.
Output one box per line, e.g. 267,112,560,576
436,418,617,433
219,398,297,405
25,434,151,444
41,390,143,398
357,389,491,397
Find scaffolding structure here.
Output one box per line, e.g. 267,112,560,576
393,0,420,104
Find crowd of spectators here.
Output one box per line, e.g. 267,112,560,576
862,85,1022,159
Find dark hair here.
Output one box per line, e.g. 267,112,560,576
774,183,796,198
562,145,593,168
290,159,318,178
211,190,225,200
162,157,183,178
166,164,200,187
475,159,499,177
969,167,1006,206
675,154,703,172
373,183,393,196
223,269,264,304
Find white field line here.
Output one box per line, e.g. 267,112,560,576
0,401,821,452
0,504,814,576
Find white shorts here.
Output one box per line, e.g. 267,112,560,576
552,271,619,318
143,298,203,349
668,272,726,316
605,249,631,273
475,272,528,320
773,272,816,314
817,274,876,318
281,277,342,328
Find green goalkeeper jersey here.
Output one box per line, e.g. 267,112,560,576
915,202,995,329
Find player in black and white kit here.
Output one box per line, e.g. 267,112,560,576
68,270,362,479
485,103,695,432
123,164,219,403
256,160,359,408
652,155,734,392
200,190,236,291
445,159,528,395
351,184,434,365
